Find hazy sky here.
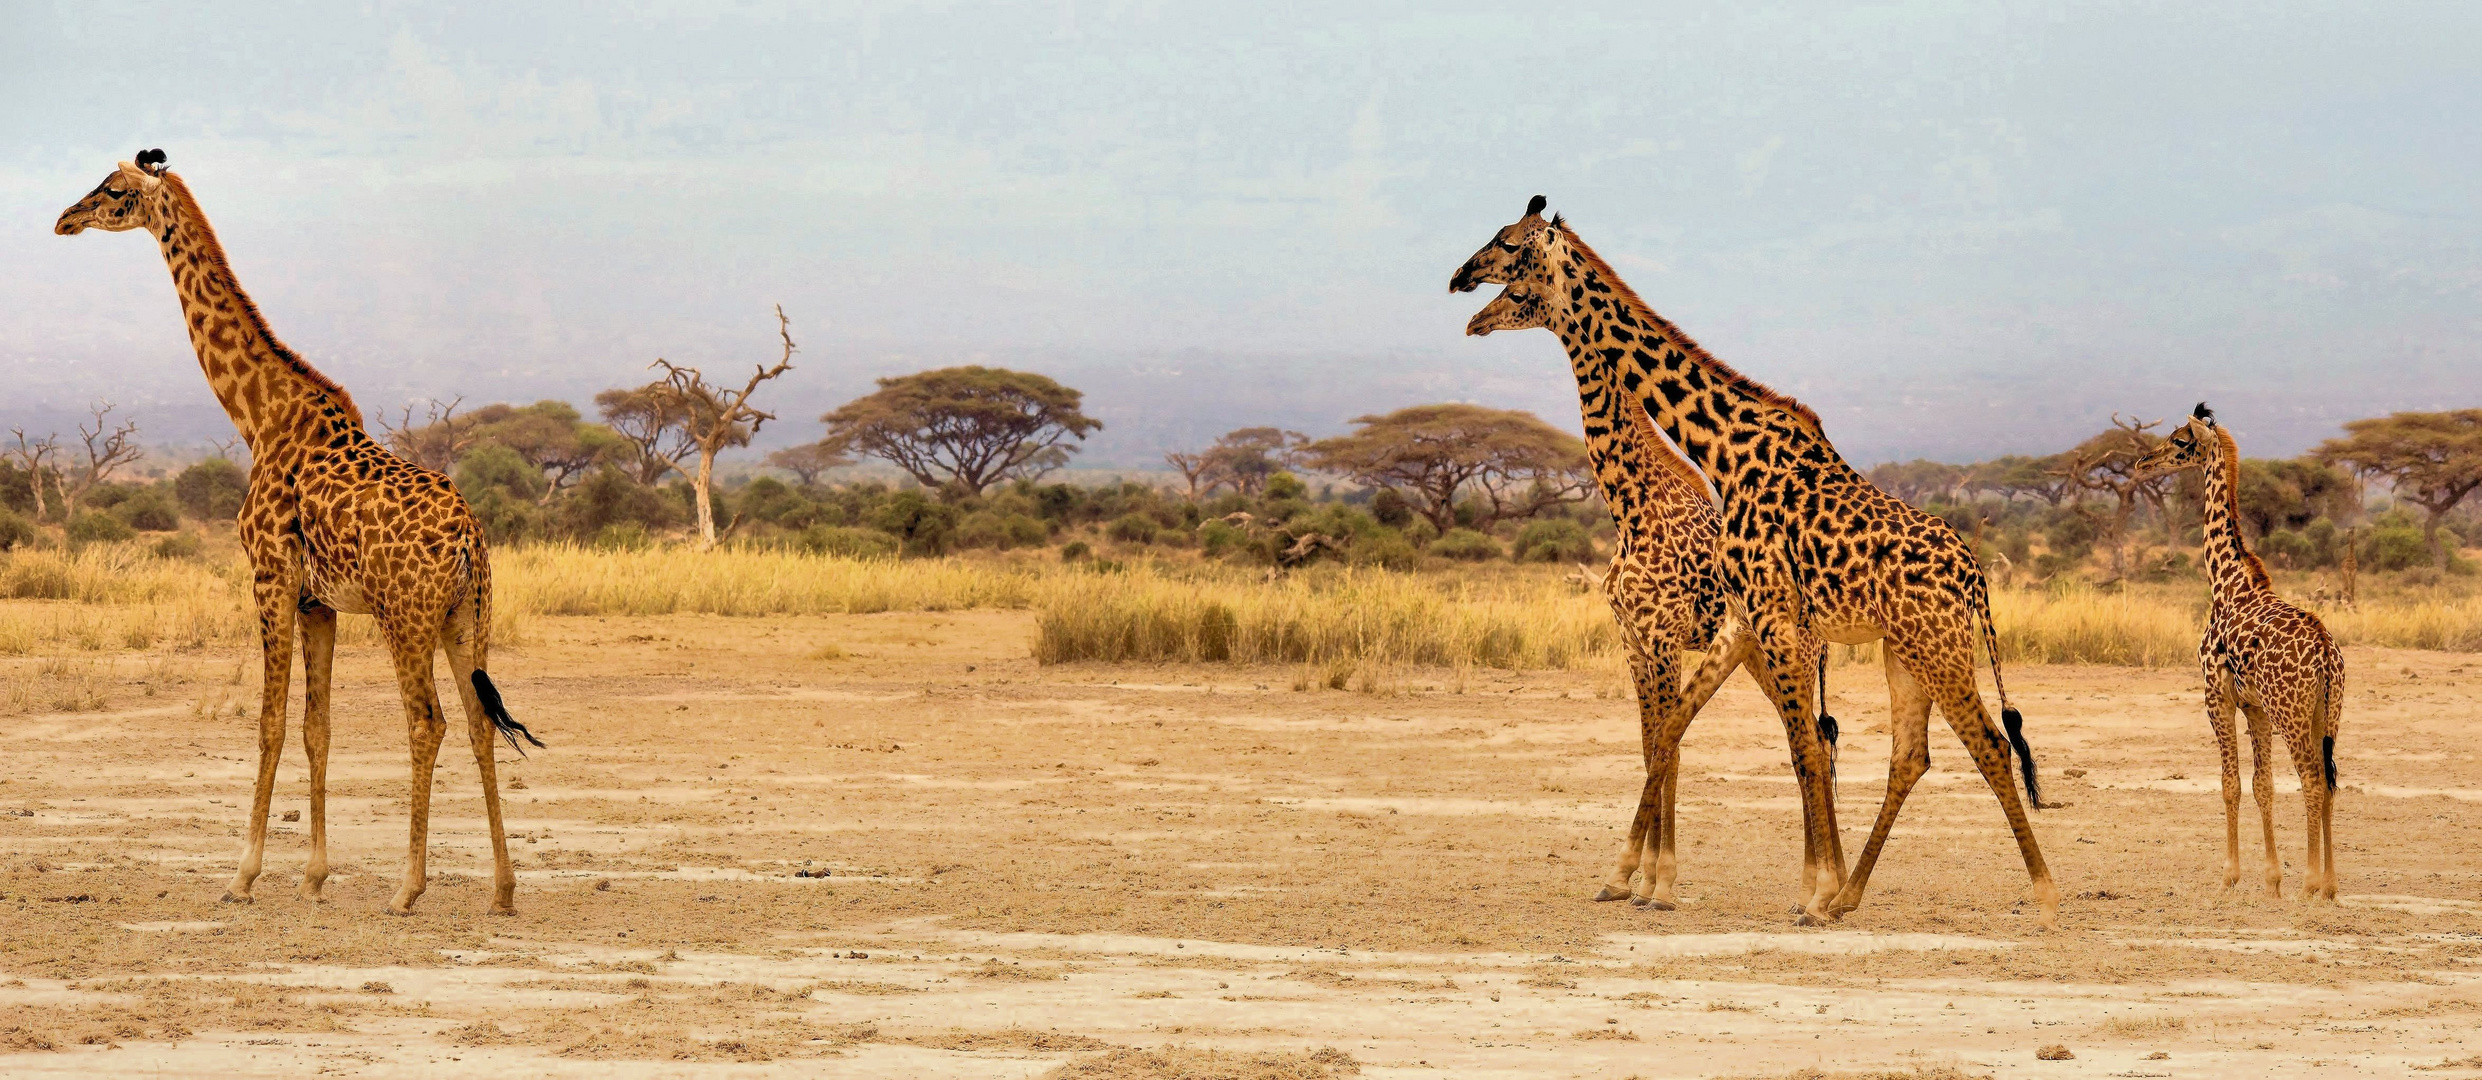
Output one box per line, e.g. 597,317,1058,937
5,2,2478,467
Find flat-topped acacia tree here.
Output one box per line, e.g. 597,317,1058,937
822,366,1100,499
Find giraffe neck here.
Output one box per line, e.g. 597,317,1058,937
2195,429,2275,603
1540,227,1830,494
1546,308,1706,529
148,172,362,453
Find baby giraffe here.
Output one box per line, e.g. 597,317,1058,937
2135,404,2344,899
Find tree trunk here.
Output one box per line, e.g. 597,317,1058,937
24,470,43,521
2423,506,2449,569
694,446,720,549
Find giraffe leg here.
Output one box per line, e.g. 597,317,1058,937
1924,653,2059,928
1648,631,1755,907
1596,647,1664,902
444,623,517,914
225,578,296,904
1747,623,1841,925
1627,646,1683,909
2206,674,2242,889
1828,647,1932,918
2242,705,2281,898
297,605,336,901
385,629,450,915
2279,714,2329,904
2319,746,2338,901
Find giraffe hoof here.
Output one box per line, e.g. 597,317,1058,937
1631,896,1675,911
1592,885,1633,902
219,891,254,905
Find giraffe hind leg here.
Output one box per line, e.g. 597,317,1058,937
1828,647,1930,918
1926,661,2058,928
1596,650,1666,902
446,620,518,914
385,626,450,915
297,605,337,901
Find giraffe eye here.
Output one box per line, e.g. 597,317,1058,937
102,187,126,198
1493,239,1519,252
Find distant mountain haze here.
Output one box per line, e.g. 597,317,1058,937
5,4,2477,467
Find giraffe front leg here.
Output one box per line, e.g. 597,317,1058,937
1631,647,1686,909
1648,633,1750,909
1596,650,1663,903
2205,676,2242,889
1749,624,1840,925
386,634,448,915
2241,705,2282,898
297,605,336,901
226,579,296,904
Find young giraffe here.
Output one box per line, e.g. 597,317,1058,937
1470,210,1840,909
56,150,542,914
2133,404,2343,899
1453,199,2056,926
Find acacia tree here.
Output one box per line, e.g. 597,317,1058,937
1164,426,1306,498
595,385,699,485
60,403,143,519
1299,404,1590,533
468,401,627,502
379,397,479,472
1967,453,2079,507
627,305,799,548
2056,414,2170,579
2316,409,2482,568
4,428,61,520
765,441,851,487
823,366,1101,499
1866,459,1966,506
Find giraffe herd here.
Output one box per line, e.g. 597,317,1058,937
51,154,2344,925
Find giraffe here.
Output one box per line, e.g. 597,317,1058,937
1454,199,2058,927
1470,208,1840,910
56,150,542,914
2133,404,2343,899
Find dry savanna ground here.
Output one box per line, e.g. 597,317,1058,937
3,604,2480,1078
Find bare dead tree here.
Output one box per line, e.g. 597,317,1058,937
644,305,799,548
2056,413,2169,580
5,427,62,520
61,402,143,519
1164,449,1218,500
378,396,477,472
212,433,248,463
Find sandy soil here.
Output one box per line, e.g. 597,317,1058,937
2,608,2478,1078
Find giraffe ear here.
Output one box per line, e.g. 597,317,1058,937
1526,194,1547,218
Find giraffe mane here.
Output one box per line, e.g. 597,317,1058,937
2210,425,2275,592
1553,223,1824,435
160,171,365,427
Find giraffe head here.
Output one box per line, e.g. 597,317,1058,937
1451,195,1560,336
2133,402,2225,481
54,149,170,236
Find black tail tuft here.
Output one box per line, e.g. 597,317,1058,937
471,670,544,756
2323,734,2337,790
2001,706,2041,807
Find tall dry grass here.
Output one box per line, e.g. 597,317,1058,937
1031,564,1618,669
6,540,2479,670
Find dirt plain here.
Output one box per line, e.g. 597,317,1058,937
1,606,2478,1078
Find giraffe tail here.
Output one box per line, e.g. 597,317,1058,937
2317,668,2337,791
471,670,544,755
1976,582,2041,808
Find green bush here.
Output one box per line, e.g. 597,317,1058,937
1198,520,1248,558
113,488,182,532
955,510,1048,550
869,491,956,556
1370,488,1413,528
174,457,249,521
1107,513,1159,544
151,532,203,559
1060,539,1092,562
1348,530,1418,571
66,512,134,544
455,444,547,503
1263,472,1308,500
463,486,541,545
2364,524,2429,572
1403,518,1440,546
0,508,35,550
2044,512,2098,562
2259,528,2314,569
1430,527,1501,561
1514,518,1593,563
799,524,900,559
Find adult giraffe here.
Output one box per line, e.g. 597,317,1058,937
1454,198,2057,926
1469,205,1841,910
57,150,541,914
2133,404,2343,900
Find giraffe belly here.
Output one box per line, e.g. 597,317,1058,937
305,568,374,615
1818,621,1884,646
